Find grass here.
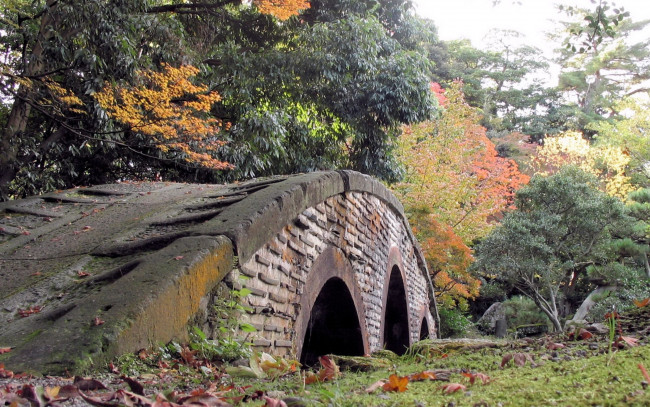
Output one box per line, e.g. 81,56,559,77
5,332,650,406
206,337,650,406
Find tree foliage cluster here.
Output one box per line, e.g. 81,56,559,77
392,81,529,310
0,0,435,200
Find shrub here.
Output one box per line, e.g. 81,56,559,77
438,307,473,338
502,296,550,330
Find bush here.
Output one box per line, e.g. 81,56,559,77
502,296,550,330
587,283,650,321
438,307,473,338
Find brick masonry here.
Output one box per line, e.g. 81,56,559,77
0,170,437,374
220,191,434,357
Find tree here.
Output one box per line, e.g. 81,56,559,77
0,0,314,200
392,81,528,309
428,32,551,137
210,9,436,182
94,64,232,171
588,98,650,188
530,131,634,199
409,209,478,309
1,0,437,199
473,167,633,331
393,81,529,244
554,5,650,132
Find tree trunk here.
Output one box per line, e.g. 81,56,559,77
0,0,59,201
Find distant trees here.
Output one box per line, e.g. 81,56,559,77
554,4,650,133
473,167,640,331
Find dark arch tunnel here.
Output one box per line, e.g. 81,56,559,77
300,277,365,366
383,265,410,355
420,317,429,341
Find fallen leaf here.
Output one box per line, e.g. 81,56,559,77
502,353,536,368
93,316,105,326
634,298,650,308
568,328,593,340
77,270,90,277
546,342,566,350
382,374,409,393
0,347,11,354
304,356,340,384
639,363,650,383
122,376,144,395
174,255,184,260
263,395,288,407
83,225,93,231
618,336,639,347
318,355,340,382
0,363,14,378
18,305,42,317
74,376,107,391
462,371,491,385
408,371,437,381
441,383,466,394
58,384,80,398
365,379,387,393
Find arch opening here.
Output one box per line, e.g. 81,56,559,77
420,317,429,341
300,277,365,366
383,265,410,355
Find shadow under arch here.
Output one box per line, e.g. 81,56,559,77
296,246,369,366
380,247,411,355
420,317,430,340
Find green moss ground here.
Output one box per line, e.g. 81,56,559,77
114,336,650,406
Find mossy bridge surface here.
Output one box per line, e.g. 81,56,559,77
0,171,438,374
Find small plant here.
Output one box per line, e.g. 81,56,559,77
605,307,619,354
438,307,473,338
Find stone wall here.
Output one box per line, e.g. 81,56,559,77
217,190,433,357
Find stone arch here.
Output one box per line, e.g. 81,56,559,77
296,246,369,365
380,247,411,355
0,170,437,375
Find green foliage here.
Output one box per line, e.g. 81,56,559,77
554,7,650,133
429,33,551,137
587,283,650,321
437,307,473,338
473,166,634,331
558,1,630,53
502,296,550,331
188,326,252,362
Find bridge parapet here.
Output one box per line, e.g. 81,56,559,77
0,171,436,374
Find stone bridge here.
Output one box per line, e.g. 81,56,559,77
0,171,438,374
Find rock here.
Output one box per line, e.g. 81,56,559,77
476,302,505,334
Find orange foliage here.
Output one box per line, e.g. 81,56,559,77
253,0,310,20
95,64,232,171
393,81,529,307
411,210,479,307
395,81,529,244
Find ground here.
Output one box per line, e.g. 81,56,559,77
2,307,650,406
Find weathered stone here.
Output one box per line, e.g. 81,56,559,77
476,302,506,334
0,171,437,375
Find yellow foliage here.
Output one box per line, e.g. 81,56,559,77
95,64,232,170
531,131,633,199
253,0,310,20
